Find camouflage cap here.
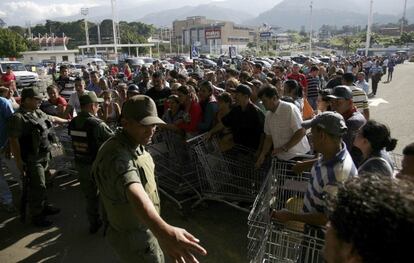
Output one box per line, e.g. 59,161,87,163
21,87,43,100
121,95,165,125
79,91,103,105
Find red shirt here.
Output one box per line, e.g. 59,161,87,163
177,101,202,134
49,96,68,107
1,72,16,83
124,67,132,80
287,73,308,91
110,67,119,76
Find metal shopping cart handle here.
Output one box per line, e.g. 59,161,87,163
185,132,208,144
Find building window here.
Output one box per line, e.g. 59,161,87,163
62,56,68,62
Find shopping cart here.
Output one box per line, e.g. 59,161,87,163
192,136,269,212
147,130,204,210
389,152,403,172
49,124,77,176
248,158,325,263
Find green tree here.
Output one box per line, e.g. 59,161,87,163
400,32,414,45
0,28,28,57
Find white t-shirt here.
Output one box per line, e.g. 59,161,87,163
68,90,89,117
264,100,311,161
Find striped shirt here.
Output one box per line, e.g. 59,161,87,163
303,143,358,213
306,75,320,98
348,85,369,113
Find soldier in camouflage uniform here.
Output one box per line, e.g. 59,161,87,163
8,87,68,227
68,92,113,234
92,95,207,263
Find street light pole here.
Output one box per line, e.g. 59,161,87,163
111,0,118,62
309,1,313,56
81,8,90,51
181,28,185,55
400,0,408,36
365,0,373,56
169,28,172,55
97,21,101,45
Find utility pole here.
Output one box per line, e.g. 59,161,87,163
81,8,90,51
169,28,172,55
365,0,374,57
97,21,101,45
400,0,408,36
309,1,313,56
111,0,118,62
26,21,32,39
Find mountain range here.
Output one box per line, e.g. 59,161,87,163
247,0,410,30
138,4,253,26
124,0,414,29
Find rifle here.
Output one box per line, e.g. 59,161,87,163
20,174,29,223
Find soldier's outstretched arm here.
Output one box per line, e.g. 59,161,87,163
126,183,207,263
49,115,69,124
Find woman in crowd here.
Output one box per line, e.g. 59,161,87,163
123,63,132,81
40,84,67,116
98,90,121,127
283,79,304,112
98,78,109,92
225,77,239,101
353,120,397,177
162,95,184,125
214,92,234,152
159,95,185,135
317,89,332,113
197,81,218,133
175,85,202,138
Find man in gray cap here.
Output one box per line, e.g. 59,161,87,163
272,111,358,228
328,85,366,165
8,87,69,227
68,91,114,234
92,95,207,263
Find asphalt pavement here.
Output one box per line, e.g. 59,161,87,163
367,61,414,154
1,62,413,263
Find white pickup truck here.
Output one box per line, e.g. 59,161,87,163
0,61,39,87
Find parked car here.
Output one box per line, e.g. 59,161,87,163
79,58,107,70
291,55,309,65
160,60,174,71
0,61,39,88
253,60,272,69
198,58,217,69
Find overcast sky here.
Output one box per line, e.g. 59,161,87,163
0,0,410,26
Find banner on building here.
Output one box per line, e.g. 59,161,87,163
205,29,221,39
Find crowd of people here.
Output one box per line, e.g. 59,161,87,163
0,53,413,263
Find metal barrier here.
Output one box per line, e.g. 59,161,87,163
147,130,204,210
248,159,325,263
192,136,269,212
389,152,403,173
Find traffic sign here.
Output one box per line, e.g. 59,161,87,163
260,32,272,38
229,46,237,59
190,45,199,59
